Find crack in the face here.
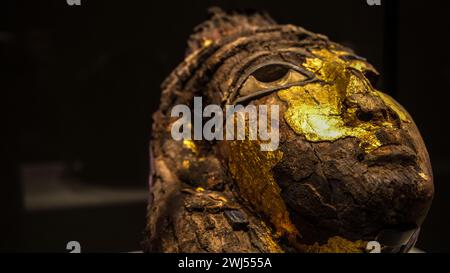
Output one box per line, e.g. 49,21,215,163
303,183,337,212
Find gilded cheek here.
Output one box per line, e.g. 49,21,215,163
226,123,298,237
277,50,409,153
278,85,386,153
278,84,349,141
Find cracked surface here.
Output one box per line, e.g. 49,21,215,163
144,8,433,253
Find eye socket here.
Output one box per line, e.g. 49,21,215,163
252,64,290,83
239,65,308,97
231,62,317,105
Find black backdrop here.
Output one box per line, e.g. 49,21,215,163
2,0,450,252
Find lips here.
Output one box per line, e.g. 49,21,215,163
363,144,417,166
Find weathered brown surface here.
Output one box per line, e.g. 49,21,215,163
143,8,433,253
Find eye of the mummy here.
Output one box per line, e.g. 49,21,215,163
252,64,290,83
239,64,308,97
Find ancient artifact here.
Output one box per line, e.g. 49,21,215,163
143,8,434,253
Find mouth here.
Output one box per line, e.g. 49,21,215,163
362,144,417,166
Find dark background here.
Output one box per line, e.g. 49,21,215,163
1,0,449,252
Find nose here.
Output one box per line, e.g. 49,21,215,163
345,92,396,125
